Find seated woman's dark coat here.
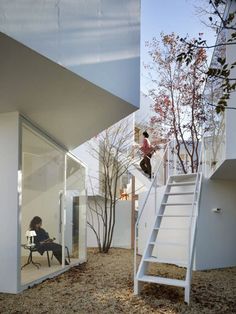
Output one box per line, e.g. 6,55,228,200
34,228,61,255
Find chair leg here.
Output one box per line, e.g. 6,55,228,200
65,246,70,263
46,251,51,267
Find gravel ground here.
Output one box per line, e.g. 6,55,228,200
0,248,235,314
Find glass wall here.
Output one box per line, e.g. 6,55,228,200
20,123,86,287
20,124,65,285
202,30,226,177
65,155,86,262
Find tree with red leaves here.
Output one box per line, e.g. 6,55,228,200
145,33,208,173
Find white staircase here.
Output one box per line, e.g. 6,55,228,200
128,164,152,187
134,172,202,304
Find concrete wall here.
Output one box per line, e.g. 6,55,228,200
195,177,236,270
0,0,140,108
0,112,19,293
87,199,132,249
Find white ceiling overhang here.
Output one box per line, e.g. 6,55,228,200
0,32,137,150
210,159,236,181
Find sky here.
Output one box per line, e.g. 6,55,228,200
141,0,217,93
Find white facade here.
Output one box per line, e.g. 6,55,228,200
0,113,20,293
0,0,140,109
0,0,140,293
195,178,236,270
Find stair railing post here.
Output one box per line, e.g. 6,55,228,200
173,138,177,175
154,174,157,214
134,222,137,292
167,142,170,180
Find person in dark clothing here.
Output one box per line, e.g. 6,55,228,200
30,216,69,265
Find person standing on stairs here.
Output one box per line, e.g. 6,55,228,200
140,131,154,179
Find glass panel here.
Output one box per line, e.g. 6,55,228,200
203,30,226,177
21,124,65,286
65,155,86,263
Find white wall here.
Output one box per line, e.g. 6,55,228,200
195,177,236,270
0,0,140,108
0,112,19,293
112,201,132,249
87,199,132,249
73,139,100,196
135,93,153,126
138,186,166,254
73,114,135,196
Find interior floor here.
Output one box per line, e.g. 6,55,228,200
21,255,79,285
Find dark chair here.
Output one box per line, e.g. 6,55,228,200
21,245,50,269
21,244,70,269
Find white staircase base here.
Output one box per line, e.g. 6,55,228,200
138,275,186,288
134,172,202,304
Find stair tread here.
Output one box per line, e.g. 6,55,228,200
144,256,187,266
170,173,197,179
138,275,186,287
157,214,193,217
165,192,194,195
149,241,187,247
154,227,188,230
168,181,196,186
162,202,193,206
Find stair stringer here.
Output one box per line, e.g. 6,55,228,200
184,172,202,303
134,173,201,304
134,176,172,294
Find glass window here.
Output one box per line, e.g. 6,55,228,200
21,124,65,286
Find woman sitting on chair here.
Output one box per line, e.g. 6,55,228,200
30,216,69,265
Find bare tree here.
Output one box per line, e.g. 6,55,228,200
86,117,137,253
